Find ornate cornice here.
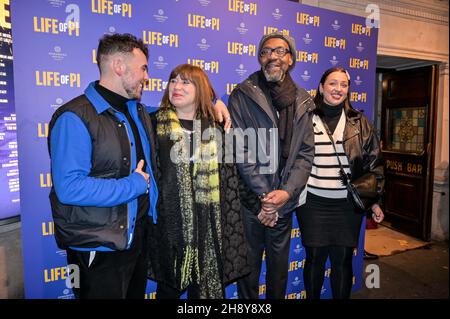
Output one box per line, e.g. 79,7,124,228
312,0,448,25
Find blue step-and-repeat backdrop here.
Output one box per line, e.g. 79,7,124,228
10,0,378,299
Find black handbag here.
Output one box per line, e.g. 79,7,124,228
322,122,378,213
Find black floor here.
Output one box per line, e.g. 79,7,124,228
352,241,449,299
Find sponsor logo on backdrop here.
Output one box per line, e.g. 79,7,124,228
349,57,369,70
228,0,257,16
296,12,320,27
56,250,66,257
350,91,367,102
143,78,167,92
198,0,211,6
143,31,179,47
329,55,339,66
296,50,319,64
227,41,256,56
354,75,363,85
153,9,168,23
58,289,74,299
352,23,371,36
153,56,168,70
50,98,64,111
188,14,220,31
49,46,67,61
187,58,219,74
301,70,311,81
356,41,365,52
272,8,282,20
235,64,247,77
324,36,346,49
197,38,211,51
302,33,312,45
229,291,238,299
91,0,132,18
33,16,80,36
263,26,290,36
331,19,341,30
236,22,248,35
47,0,65,8
292,276,301,287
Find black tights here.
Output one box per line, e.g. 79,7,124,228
303,246,354,299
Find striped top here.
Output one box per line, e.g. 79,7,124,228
307,110,351,199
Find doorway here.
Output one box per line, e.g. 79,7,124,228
376,60,439,241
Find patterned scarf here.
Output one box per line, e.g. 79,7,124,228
156,107,223,298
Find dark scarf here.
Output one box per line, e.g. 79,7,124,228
258,71,297,159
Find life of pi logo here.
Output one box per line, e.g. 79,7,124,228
296,50,319,64
91,0,132,18
324,36,346,50
352,23,371,36
227,41,256,57
226,83,237,95
263,26,290,36
187,14,220,31
142,31,179,48
228,0,257,16
35,71,81,88
0,0,11,29
350,91,367,102
296,12,320,27
187,59,219,74
33,4,80,37
349,58,369,70
143,78,167,92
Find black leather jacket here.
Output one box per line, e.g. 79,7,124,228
340,104,385,204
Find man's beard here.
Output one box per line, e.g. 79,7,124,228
124,80,143,100
262,61,287,82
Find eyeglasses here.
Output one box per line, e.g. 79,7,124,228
259,47,291,58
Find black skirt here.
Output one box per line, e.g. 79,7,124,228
296,192,364,248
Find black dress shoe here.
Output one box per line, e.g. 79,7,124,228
363,250,379,260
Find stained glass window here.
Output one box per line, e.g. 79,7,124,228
387,107,426,152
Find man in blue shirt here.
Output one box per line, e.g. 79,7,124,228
48,33,158,299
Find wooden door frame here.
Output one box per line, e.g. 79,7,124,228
379,65,439,240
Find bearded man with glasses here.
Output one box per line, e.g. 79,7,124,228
228,32,315,299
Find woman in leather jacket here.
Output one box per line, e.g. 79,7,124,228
295,67,385,299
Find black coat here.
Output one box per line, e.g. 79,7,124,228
228,71,315,216
147,112,250,290
340,104,385,204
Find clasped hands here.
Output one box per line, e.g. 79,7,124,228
257,190,290,228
